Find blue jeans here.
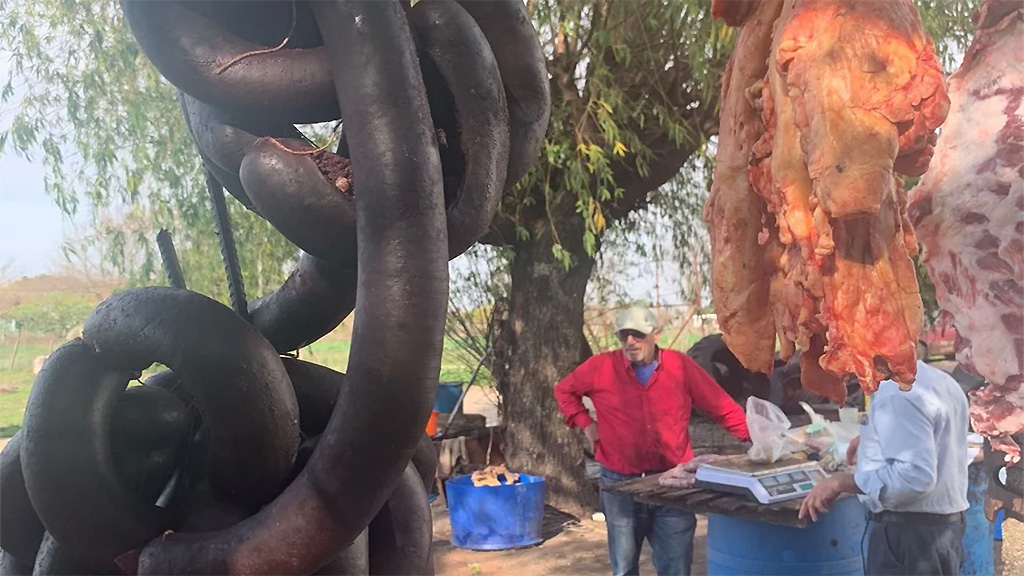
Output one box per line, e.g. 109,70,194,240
600,467,697,576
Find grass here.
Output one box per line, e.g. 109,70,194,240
300,339,481,383
0,329,711,438
0,335,487,438
0,339,51,438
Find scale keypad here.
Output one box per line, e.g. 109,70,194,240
758,468,822,497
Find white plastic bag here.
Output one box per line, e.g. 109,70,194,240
746,397,802,463
786,402,836,453
785,402,859,466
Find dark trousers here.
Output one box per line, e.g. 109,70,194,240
866,513,966,575
599,467,697,576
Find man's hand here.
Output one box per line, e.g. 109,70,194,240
798,474,851,523
846,436,860,465
584,423,600,455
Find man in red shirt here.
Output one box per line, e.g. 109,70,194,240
554,306,750,576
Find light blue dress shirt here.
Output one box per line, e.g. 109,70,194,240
854,361,969,514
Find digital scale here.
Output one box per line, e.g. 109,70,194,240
694,455,828,504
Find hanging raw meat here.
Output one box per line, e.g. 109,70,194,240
707,0,949,404
705,0,784,376
908,0,1024,463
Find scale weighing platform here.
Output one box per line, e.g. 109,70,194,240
694,455,828,504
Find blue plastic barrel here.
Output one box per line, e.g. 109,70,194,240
445,473,546,550
434,382,463,415
960,462,995,575
706,496,867,575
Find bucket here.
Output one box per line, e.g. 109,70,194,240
706,496,867,575
435,382,464,415
445,473,546,550
960,462,995,575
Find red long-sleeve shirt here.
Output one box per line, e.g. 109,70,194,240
554,348,750,475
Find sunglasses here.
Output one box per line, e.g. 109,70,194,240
616,330,649,342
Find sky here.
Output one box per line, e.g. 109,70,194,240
0,51,87,280
0,50,65,278
0,151,70,278
0,50,680,306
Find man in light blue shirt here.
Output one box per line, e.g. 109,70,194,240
799,361,969,575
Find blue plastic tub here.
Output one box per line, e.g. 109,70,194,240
435,381,464,415
445,473,546,550
706,496,867,575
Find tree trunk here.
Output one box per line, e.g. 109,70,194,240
500,223,598,515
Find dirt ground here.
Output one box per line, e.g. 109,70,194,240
432,501,685,576
432,498,1023,576
997,518,1023,576
1,389,1020,576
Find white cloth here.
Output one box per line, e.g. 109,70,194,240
438,436,468,479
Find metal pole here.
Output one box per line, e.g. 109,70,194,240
440,347,492,437
205,171,249,322
156,229,187,289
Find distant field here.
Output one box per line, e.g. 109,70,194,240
0,327,709,438
0,333,487,437
0,339,49,437
297,338,485,384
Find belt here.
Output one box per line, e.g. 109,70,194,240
870,511,965,525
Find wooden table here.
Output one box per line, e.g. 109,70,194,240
602,473,812,528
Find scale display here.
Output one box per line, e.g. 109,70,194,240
693,455,827,504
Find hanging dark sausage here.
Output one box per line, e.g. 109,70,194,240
457,0,551,190
18,1,551,572
120,0,338,124
367,464,433,576
0,434,44,568
31,534,94,576
405,0,509,258
20,342,168,572
248,254,357,354
81,287,300,510
133,2,448,572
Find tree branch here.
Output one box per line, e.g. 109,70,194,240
606,102,719,222
478,217,517,248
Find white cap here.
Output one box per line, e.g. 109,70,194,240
615,306,657,335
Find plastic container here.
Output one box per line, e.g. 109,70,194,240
838,407,859,425
706,496,867,575
445,473,546,550
425,410,439,437
960,462,994,575
434,382,464,415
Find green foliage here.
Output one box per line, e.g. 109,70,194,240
917,0,983,72
445,245,511,380
2,292,94,338
0,334,488,436
0,0,299,303
0,339,52,437
901,176,942,325
0,0,988,320
507,0,730,267
507,0,982,274
914,253,941,326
